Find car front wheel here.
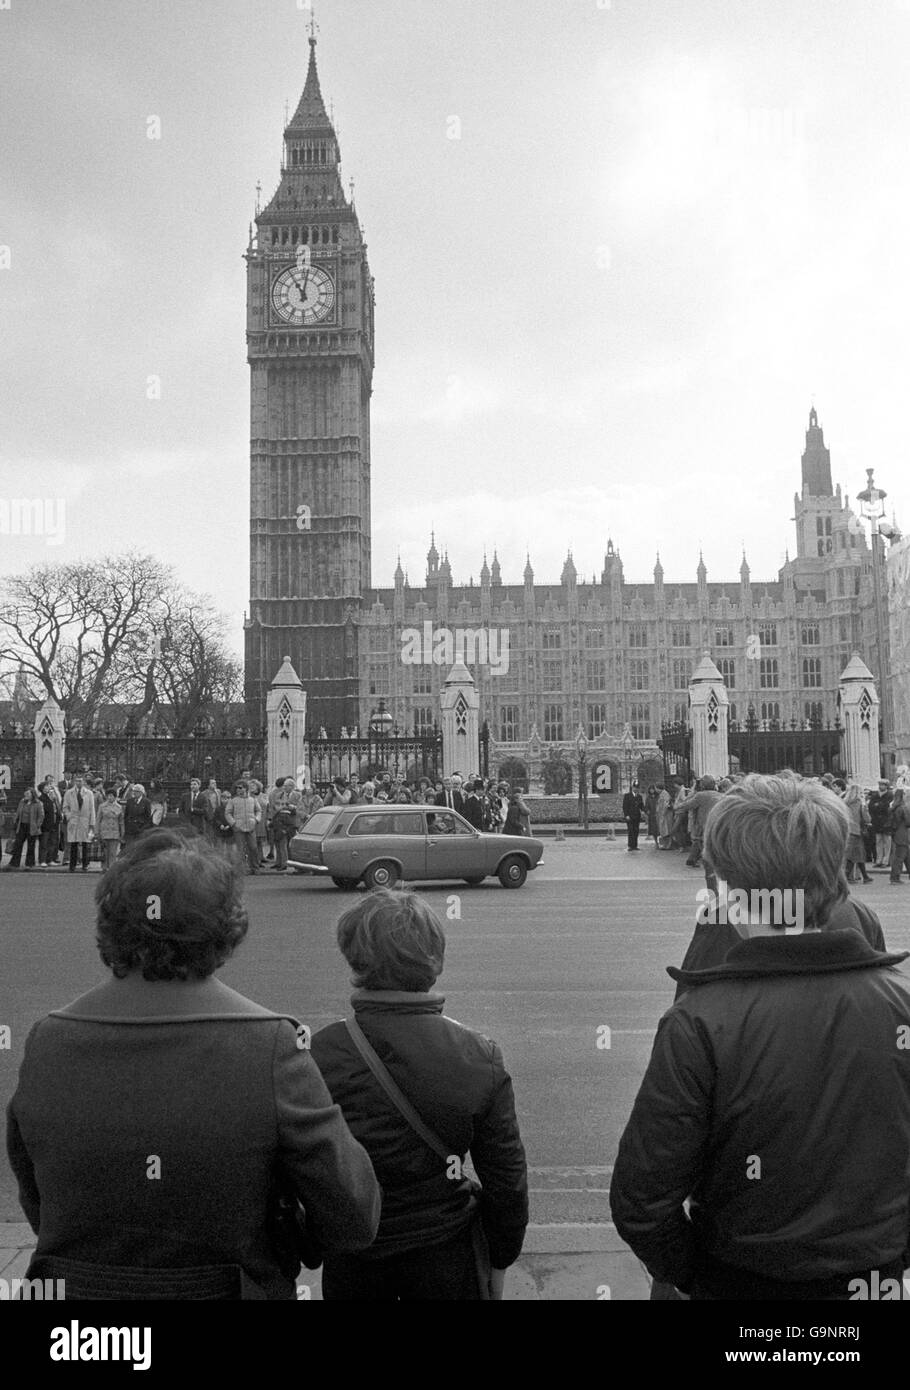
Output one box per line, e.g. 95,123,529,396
364,860,400,890
497,856,528,889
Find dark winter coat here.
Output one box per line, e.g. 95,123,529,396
5,975,381,1300
122,794,153,838
311,990,529,1268
611,931,910,1296
461,794,484,830
622,792,644,824
672,895,887,1001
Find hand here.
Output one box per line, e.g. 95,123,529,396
488,1267,506,1300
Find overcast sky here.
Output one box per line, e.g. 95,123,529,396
2,0,908,654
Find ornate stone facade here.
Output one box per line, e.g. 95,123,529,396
358,413,890,767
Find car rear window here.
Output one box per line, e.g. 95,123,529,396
298,809,337,835
348,812,425,837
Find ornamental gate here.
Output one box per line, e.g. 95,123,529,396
304,729,443,795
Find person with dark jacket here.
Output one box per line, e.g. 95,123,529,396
38,776,61,866
434,777,464,814
5,830,380,1300
311,888,529,1300
461,780,485,830
889,788,910,884
122,783,153,841
611,774,910,1301
4,788,44,871
621,783,645,850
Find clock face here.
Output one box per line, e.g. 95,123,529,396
271,264,336,326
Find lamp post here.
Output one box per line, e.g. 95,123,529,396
368,698,393,778
575,726,589,831
856,469,895,763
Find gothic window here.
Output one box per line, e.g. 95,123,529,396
414,706,434,733
271,228,279,245
281,227,290,245
859,689,873,730
628,624,648,648
301,226,309,243
543,660,562,691
291,227,299,244
670,623,691,647
758,621,777,646
761,701,781,724
629,659,649,691
543,704,564,741
587,661,607,691
413,668,431,696
630,702,650,739
587,703,607,738
759,658,779,689
277,697,292,741
804,701,824,726
454,694,468,736
717,657,736,688
801,623,820,645
542,631,562,650
332,226,339,244
672,701,688,725
368,668,387,697
499,705,519,742
729,702,738,723
706,690,719,733
801,658,822,688
714,626,733,647
672,658,691,689
322,227,330,244
585,627,604,649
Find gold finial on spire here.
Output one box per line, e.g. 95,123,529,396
255,180,262,214
308,5,318,43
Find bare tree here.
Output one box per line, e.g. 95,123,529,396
0,554,241,731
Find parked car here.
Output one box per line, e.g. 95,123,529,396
287,805,544,890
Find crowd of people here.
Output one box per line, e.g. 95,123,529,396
621,771,910,886
0,768,535,876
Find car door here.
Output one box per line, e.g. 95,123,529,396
343,809,428,882
424,809,477,882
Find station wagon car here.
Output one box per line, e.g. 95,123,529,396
287,805,544,889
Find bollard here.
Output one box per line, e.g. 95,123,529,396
604,823,615,841
555,826,565,841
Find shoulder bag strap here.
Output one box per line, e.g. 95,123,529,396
345,1016,451,1162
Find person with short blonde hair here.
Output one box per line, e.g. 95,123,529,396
703,773,851,927
612,772,910,1301
311,888,528,1301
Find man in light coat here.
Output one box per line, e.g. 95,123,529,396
61,774,97,873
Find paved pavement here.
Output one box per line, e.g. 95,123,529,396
2,839,908,1300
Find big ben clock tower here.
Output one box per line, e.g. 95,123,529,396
244,34,373,732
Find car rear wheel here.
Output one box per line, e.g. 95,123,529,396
497,855,528,889
364,860,399,890
331,876,359,890
463,876,484,887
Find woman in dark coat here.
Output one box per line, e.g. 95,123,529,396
5,830,380,1300
311,888,529,1300
645,785,660,842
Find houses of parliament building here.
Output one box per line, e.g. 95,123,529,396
243,38,889,756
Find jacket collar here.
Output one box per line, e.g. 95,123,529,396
351,988,445,1015
50,974,280,1021
669,928,909,988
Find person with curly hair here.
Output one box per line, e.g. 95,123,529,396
5,830,380,1300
